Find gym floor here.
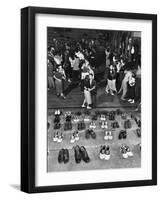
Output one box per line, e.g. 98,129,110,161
47,107,141,172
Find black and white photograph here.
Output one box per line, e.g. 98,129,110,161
20,6,157,193
47,27,141,172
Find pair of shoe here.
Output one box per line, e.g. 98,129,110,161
99,145,111,160
128,99,135,104
65,115,72,122
65,111,72,122
118,130,127,139
92,115,97,121
109,111,115,121
111,121,119,129
58,148,69,164
54,122,61,129
136,128,141,137
53,132,63,143
89,121,96,129
78,121,86,131
100,114,106,121
116,109,122,115
54,115,60,123
104,131,113,140
121,112,127,120
73,116,80,123
124,119,132,129
54,109,61,115
120,145,133,159
64,122,72,131
101,121,108,129
84,116,90,122
85,129,96,139
70,131,79,143
73,145,90,163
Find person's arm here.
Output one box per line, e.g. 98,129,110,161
53,75,60,81
89,81,96,91
62,70,66,79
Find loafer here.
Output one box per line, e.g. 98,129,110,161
136,128,141,137
127,120,131,129
123,130,127,139
80,146,90,163
73,145,82,163
63,149,69,164
90,130,96,139
58,149,64,163
118,131,124,139
85,129,91,139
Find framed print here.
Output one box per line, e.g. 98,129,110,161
21,6,157,193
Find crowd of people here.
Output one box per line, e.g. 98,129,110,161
47,32,141,109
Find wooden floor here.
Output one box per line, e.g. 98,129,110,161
48,82,138,109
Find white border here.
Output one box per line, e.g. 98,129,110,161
35,14,152,186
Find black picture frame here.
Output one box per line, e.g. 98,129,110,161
21,6,157,193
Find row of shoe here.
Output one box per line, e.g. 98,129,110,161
111,121,119,129
99,145,111,160
78,121,86,131
85,129,96,139
101,121,108,129
120,145,133,159
124,119,132,129
53,132,63,143
136,128,141,138
70,131,79,143
58,148,69,164
64,121,72,131
118,130,127,139
73,145,90,163
104,131,113,140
